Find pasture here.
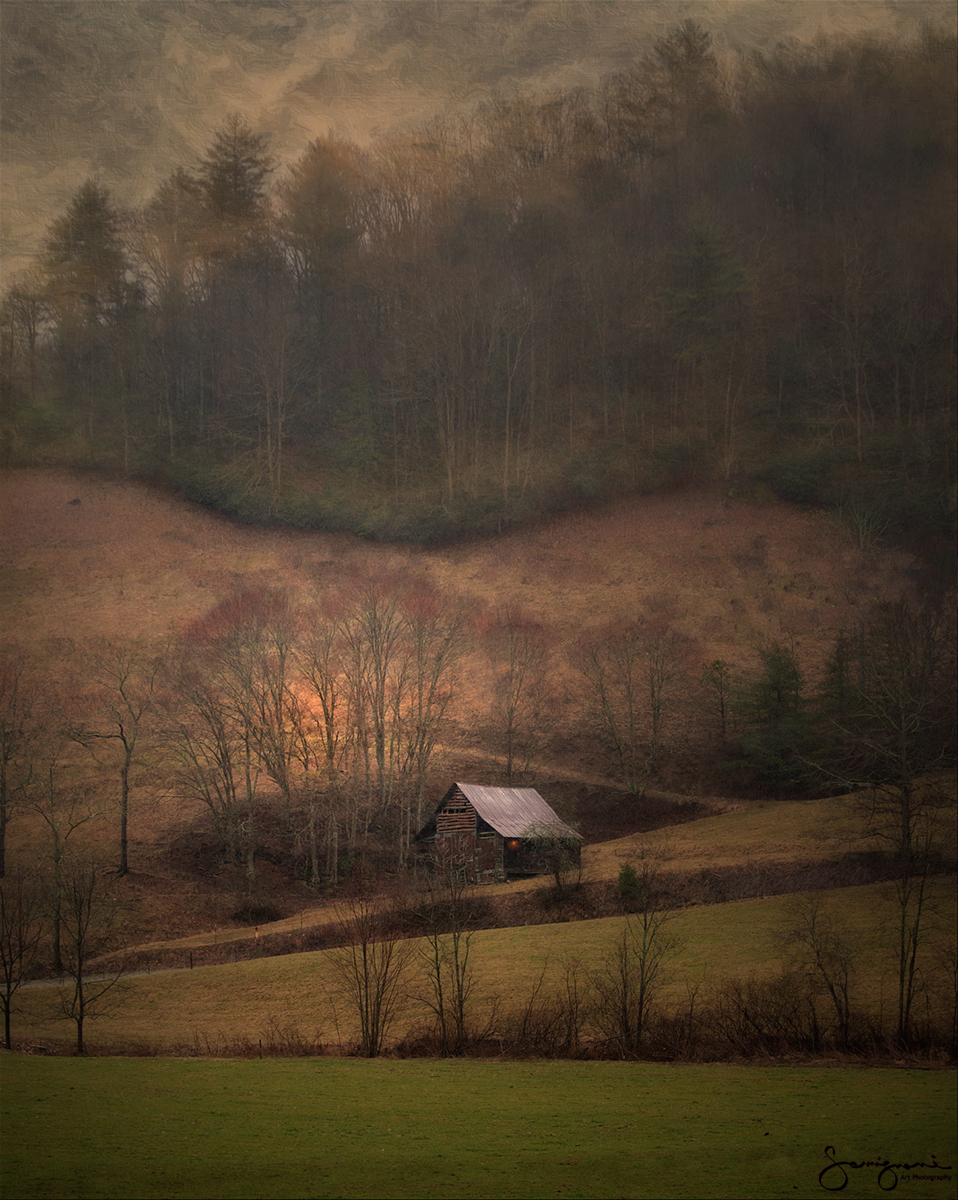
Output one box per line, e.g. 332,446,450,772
8,878,956,1054
2,1056,956,1200
0,468,939,949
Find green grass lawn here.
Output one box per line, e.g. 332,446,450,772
1,1056,954,1200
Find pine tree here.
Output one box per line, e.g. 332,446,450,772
195,113,274,224
42,181,130,328
41,180,139,457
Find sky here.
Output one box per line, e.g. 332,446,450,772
1,0,954,287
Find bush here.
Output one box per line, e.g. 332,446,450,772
618,862,641,911
232,903,283,926
759,450,846,505
707,970,823,1055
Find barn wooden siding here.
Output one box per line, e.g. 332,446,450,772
434,785,503,882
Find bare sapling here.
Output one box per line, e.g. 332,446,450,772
781,892,857,1049
411,867,490,1055
53,859,129,1054
591,836,679,1055
68,639,164,876
327,888,415,1057
0,868,43,1048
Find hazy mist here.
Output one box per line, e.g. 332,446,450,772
2,0,953,283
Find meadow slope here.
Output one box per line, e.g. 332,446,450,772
0,467,935,947
12,877,957,1053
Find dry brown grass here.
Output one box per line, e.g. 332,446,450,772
0,467,928,947
14,876,956,1053
1,469,917,662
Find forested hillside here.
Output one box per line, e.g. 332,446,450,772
2,22,955,551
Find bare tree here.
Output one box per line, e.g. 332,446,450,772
883,810,950,1048
200,606,266,898
29,754,103,976
179,589,296,896
0,868,43,1048
782,893,856,1049
161,664,242,864
817,598,956,1044
700,658,732,743
484,604,552,784
236,298,314,502
573,620,679,793
327,890,415,1057
53,860,128,1054
0,270,48,406
299,605,356,883
412,868,483,1055
338,571,411,817
818,598,956,858
574,623,643,791
524,821,583,901
0,650,40,878
240,592,301,824
70,641,163,875
333,570,466,853
396,580,468,852
591,839,679,1054
645,626,680,780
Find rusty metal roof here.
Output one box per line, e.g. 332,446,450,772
455,783,582,841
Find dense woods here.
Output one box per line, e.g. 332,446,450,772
2,23,955,549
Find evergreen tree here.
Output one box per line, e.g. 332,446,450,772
41,181,139,457
42,181,130,327
731,640,811,792
190,115,279,458
195,113,274,225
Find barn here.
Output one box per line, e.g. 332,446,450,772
413,782,583,884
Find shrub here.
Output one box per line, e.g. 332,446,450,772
707,970,822,1055
231,903,282,926
759,450,845,505
618,862,641,911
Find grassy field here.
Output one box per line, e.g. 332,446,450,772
0,469,940,949
2,1056,955,1200
11,879,955,1053
113,793,885,959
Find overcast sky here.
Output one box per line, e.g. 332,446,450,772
2,0,953,286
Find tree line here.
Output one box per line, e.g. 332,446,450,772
1,579,953,891
2,21,955,545
294,846,956,1060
